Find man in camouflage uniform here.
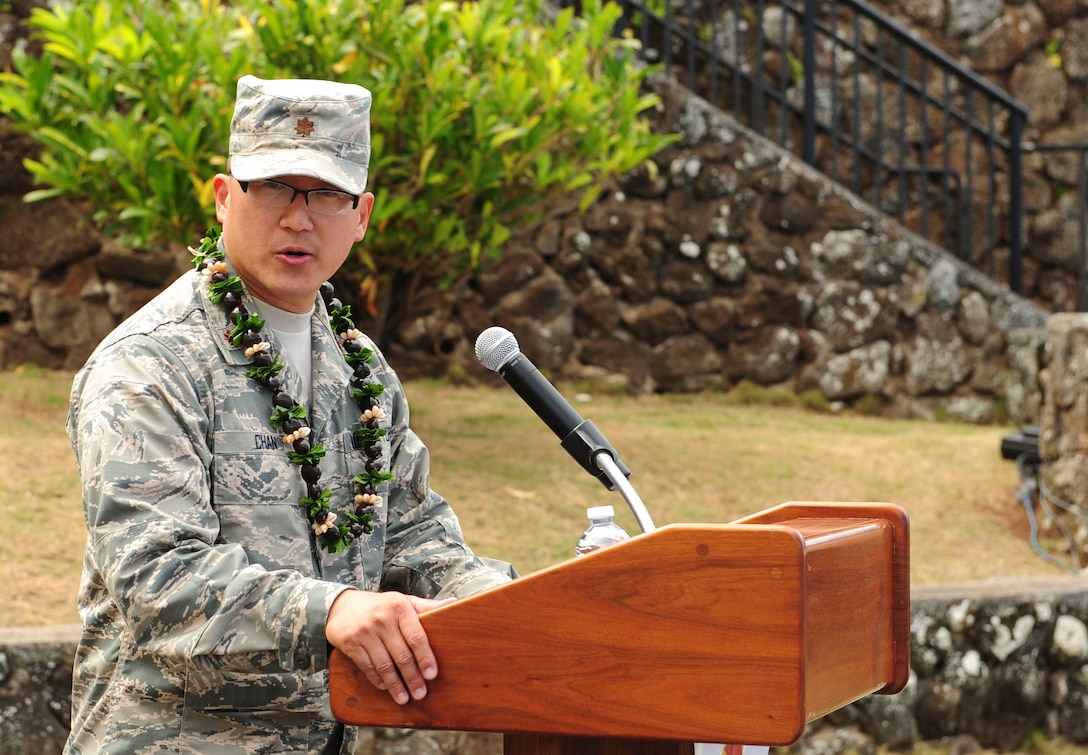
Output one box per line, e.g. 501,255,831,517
65,75,514,754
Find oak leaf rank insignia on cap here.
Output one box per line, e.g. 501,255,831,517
229,74,372,195
295,117,316,137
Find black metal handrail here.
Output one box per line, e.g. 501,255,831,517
562,0,1032,294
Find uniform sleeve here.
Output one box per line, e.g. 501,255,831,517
68,335,349,676
375,354,517,599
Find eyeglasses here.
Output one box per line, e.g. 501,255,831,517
235,178,360,216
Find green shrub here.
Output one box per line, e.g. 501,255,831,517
0,1,249,245
0,0,673,306
852,393,884,416
797,388,831,413
725,380,802,408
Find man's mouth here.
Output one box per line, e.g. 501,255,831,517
280,249,311,259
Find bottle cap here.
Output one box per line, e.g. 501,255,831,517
587,505,615,519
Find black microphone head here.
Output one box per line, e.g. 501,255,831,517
475,327,521,372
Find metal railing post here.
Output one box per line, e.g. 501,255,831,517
802,0,817,166
1008,110,1025,295
1079,149,1088,311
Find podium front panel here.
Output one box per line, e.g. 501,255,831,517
331,504,909,745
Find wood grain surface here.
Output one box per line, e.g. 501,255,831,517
330,503,910,749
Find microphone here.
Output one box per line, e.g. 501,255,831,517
475,326,631,490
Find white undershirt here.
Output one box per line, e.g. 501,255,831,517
257,302,314,406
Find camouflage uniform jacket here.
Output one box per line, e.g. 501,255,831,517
64,257,512,754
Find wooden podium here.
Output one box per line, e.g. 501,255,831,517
329,502,910,755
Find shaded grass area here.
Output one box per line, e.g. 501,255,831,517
0,365,84,627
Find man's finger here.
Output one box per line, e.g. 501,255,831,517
371,644,413,705
351,642,411,705
405,610,441,676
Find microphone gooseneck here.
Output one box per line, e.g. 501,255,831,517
474,327,655,533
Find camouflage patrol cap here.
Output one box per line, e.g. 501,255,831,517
229,74,372,195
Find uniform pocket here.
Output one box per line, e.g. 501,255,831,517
210,431,314,572
185,651,309,710
180,655,321,752
210,431,297,506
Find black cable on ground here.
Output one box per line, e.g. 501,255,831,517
1016,453,1083,574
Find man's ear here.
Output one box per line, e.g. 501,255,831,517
355,193,375,243
213,173,231,222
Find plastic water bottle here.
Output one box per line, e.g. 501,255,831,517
574,505,631,557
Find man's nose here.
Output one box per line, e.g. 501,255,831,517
280,193,315,229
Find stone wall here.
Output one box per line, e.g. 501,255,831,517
389,78,1049,425
1036,313,1088,557
847,576,1088,753
7,576,1088,754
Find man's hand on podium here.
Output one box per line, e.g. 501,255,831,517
326,590,456,705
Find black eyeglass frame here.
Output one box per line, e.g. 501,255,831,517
235,178,361,212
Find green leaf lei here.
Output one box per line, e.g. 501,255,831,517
191,226,391,554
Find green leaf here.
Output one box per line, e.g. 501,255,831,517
329,304,355,335
270,403,309,428
227,313,267,347
353,469,394,488
246,357,285,383
208,275,244,304
287,444,326,466
353,426,388,444
345,349,375,366
489,126,525,149
301,488,332,511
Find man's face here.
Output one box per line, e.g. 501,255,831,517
213,173,373,313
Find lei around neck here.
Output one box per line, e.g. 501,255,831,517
190,226,392,554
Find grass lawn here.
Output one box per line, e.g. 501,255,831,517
0,366,1067,627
